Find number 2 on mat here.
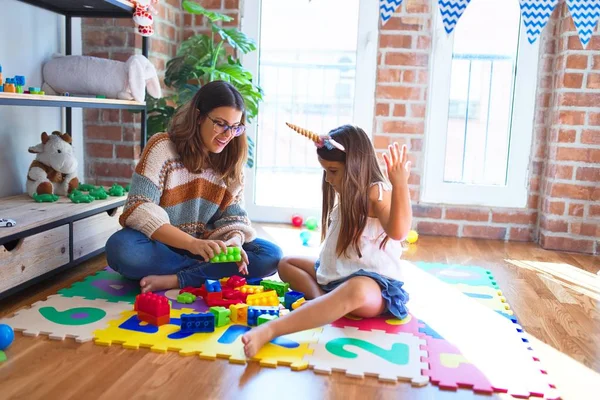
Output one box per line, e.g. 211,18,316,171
325,338,409,365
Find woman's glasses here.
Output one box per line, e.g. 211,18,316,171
207,115,246,137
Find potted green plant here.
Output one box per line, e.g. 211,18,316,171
146,0,263,167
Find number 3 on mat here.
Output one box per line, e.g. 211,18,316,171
325,338,409,365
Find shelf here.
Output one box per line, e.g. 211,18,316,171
0,193,126,244
17,0,135,18
0,92,145,110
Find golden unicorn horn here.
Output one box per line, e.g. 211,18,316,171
285,122,320,144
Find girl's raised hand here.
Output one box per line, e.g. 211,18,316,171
382,142,411,187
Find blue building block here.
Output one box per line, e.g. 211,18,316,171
14,75,25,86
247,306,279,326
205,279,221,292
180,313,215,333
246,277,263,285
284,290,305,310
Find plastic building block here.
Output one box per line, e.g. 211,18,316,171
210,247,242,263
78,183,97,192
209,306,231,327
292,298,306,310
260,280,290,297
180,313,215,333
258,314,279,325
238,285,264,294
176,292,196,304
246,277,263,285
32,193,59,202
204,291,241,307
180,286,207,298
108,183,126,196
246,290,279,306
89,186,108,200
134,293,170,326
222,288,247,302
14,75,25,86
205,279,221,292
247,306,279,326
229,304,248,324
284,291,305,309
225,275,246,289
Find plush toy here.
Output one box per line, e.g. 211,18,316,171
133,0,159,37
26,131,79,198
41,54,162,103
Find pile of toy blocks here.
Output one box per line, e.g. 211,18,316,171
132,248,306,333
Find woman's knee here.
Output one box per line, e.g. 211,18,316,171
106,229,151,278
245,238,283,276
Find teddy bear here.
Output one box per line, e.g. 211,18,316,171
26,131,79,198
133,0,159,37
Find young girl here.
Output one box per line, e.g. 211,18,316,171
242,124,412,357
106,81,282,293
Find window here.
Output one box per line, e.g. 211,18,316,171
423,0,539,207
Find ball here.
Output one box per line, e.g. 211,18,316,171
299,230,312,246
291,215,303,228
305,216,318,231
0,324,14,351
406,230,419,244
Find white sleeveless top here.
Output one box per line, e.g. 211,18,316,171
316,182,405,285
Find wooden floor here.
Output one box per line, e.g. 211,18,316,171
0,228,599,400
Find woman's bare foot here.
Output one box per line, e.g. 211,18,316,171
140,274,179,293
241,323,277,358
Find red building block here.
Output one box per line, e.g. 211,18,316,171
225,276,247,289
134,293,170,326
222,288,248,302
180,286,207,298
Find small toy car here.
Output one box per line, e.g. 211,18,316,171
0,218,16,227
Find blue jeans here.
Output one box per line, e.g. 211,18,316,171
106,228,282,288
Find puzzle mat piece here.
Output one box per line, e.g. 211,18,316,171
0,295,131,342
450,283,513,314
415,262,499,288
58,269,140,303
94,309,320,371
307,325,429,386
155,289,209,312
331,313,420,335
404,266,558,399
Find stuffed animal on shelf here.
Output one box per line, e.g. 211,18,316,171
41,54,162,103
133,0,159,37
26,131,79,198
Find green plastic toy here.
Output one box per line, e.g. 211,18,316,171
125,184,131,192
209,306,231,327
89,186,108,200
32,193,59,203
176,292,196,304
210,247,242,263
260,280,290,297
78,183,97,192
108,183,126,196
69,192,95,203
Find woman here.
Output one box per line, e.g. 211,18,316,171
106,81,282,292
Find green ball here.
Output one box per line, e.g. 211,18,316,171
305,217,318,231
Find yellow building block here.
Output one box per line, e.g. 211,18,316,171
238,285,264,294
291,297,306,310
229,303,248,324
246,290,279,306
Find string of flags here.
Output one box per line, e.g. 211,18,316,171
379,0,600,48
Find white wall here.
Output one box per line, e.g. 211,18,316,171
0,0,83,198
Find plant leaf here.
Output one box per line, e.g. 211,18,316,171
215,28,257,54
182,0,232,22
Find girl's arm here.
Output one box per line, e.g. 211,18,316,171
371,143,412,241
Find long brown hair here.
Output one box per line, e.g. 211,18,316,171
168,80,247,184
317,125,389,258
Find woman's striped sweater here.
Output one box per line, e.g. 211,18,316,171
119,133,256,244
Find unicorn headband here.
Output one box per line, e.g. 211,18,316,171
285,122,346,152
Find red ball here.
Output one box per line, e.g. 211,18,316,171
291,215,303,227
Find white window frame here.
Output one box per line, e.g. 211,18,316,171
422,3,540,208
240,0,379,222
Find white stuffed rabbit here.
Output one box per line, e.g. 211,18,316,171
42,54,162,102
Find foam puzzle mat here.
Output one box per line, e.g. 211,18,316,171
3,263,559,398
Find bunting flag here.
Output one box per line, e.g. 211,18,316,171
438,0,472,34
379,0,403,25
566,0,600,48
519,0,559,44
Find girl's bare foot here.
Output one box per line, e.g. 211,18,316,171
241,323,276,358
140,274,179,293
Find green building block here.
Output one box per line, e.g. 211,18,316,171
32,193,59,203
210,247,242,263
257,314,278,325
89,186,108,200
177,292,196,304
78,183,97,192
260,280,290,297
209,306,231,327
278,296,285,305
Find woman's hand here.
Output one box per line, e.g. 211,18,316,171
225,237,250,275
185,238,227,261
382,142,411,188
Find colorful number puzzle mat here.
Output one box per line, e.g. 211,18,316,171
0,262,559,398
